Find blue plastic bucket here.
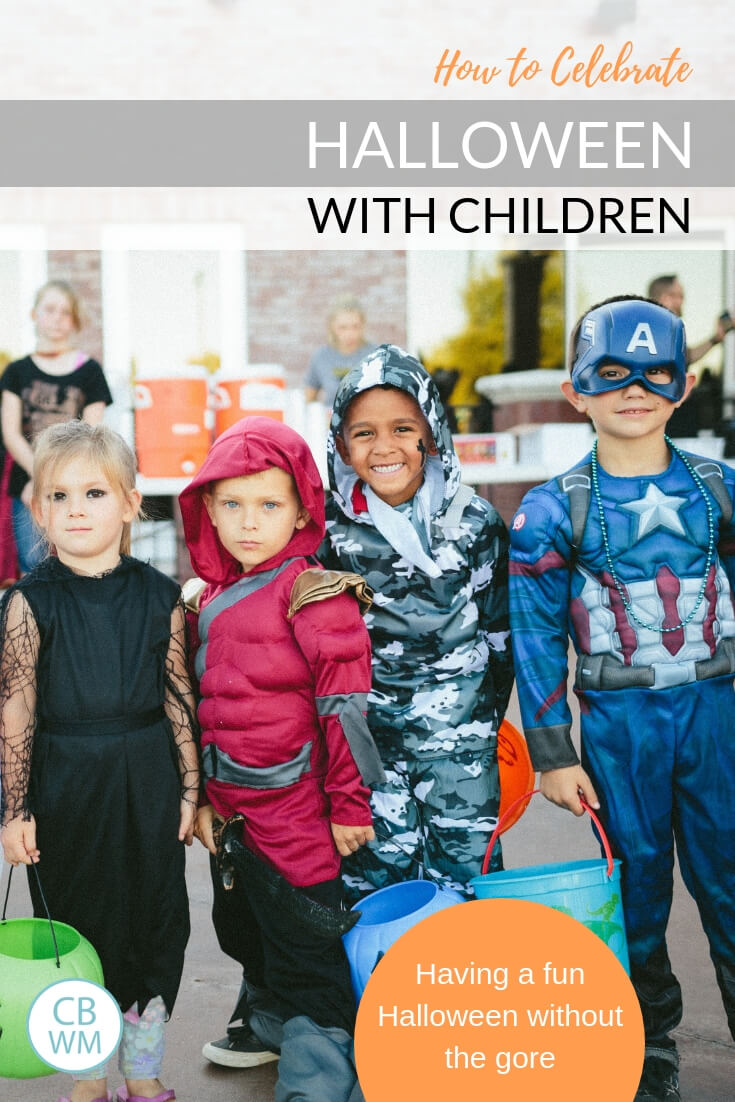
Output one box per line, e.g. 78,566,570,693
343,880,464,1002
470,791,630,973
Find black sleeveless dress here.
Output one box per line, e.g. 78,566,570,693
2,555,190,1015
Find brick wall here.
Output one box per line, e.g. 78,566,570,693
46,250,409,389
246,251,408,389
47,250,104,362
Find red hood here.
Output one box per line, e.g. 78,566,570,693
179,417,325,587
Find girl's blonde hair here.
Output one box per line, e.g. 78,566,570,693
327,295,365,345
33,280,85,332
32,421,141,555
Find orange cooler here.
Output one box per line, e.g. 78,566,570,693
214,364,286,437
134,368,212,478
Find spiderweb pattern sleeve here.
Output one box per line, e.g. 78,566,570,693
0,590,40,825
164,597,201,808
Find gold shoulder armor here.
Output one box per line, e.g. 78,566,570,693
182,577,206,614
287,568,373,620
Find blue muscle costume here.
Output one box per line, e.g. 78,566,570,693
510,300,735,1062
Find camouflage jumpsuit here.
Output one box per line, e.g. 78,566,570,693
319,345,514,898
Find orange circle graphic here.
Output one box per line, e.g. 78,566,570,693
355,898,644,1101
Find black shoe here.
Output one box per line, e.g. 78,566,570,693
202,1023,279,1068
634,1054,680,1101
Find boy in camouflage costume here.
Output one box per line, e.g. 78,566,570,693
320,344,514,898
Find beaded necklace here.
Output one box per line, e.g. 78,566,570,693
590,434,716,633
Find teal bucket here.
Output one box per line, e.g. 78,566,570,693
343,880,465,1002
470,791,630,974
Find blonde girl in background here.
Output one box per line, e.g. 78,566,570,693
0,280,113,573
304,295,377,407
0,421,199,1102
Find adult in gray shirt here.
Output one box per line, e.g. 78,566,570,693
304,297,377,407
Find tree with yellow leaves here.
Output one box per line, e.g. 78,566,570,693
423,251,565,409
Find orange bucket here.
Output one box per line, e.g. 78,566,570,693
134,369,212,478
213,365,286,436
497,719,535,832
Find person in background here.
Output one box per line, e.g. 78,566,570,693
648,275,733,438
647,275,734,367
304,296,377,408
0,351,18,585
0,280,112,574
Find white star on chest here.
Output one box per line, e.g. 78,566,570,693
620,483,688,542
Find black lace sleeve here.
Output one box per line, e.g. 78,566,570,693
0,590,40,825
164,598,201,807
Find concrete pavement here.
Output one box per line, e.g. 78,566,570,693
2,688,733,1100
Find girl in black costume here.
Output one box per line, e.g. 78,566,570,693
0,420,199,1102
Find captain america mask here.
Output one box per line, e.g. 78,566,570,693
571,299,688,401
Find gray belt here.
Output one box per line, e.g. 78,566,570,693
202,740,312,789
575,637,735,692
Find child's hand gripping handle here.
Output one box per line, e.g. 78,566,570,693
480,789,615,879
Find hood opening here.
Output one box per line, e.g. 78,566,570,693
179,417,325,586
327,344,461,522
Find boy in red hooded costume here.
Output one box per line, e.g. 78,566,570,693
179,417,382,1102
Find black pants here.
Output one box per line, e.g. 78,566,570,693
209,852,357,1035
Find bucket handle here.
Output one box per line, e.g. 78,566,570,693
1,862,62,968
211,384,231,411
133,383,152,410
481,789,615,880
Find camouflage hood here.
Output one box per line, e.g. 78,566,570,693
321,344,513,764
327,344,461,525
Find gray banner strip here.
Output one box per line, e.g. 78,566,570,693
0,101,730,186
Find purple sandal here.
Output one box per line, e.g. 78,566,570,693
57,1094,112,1102
116,1090,175,1102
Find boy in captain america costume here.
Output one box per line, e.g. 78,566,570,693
509,296,735,1102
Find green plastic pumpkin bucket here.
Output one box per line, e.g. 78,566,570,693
0,868,104,1079
470,790,630,974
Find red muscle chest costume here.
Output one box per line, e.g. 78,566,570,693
179,418,376,887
